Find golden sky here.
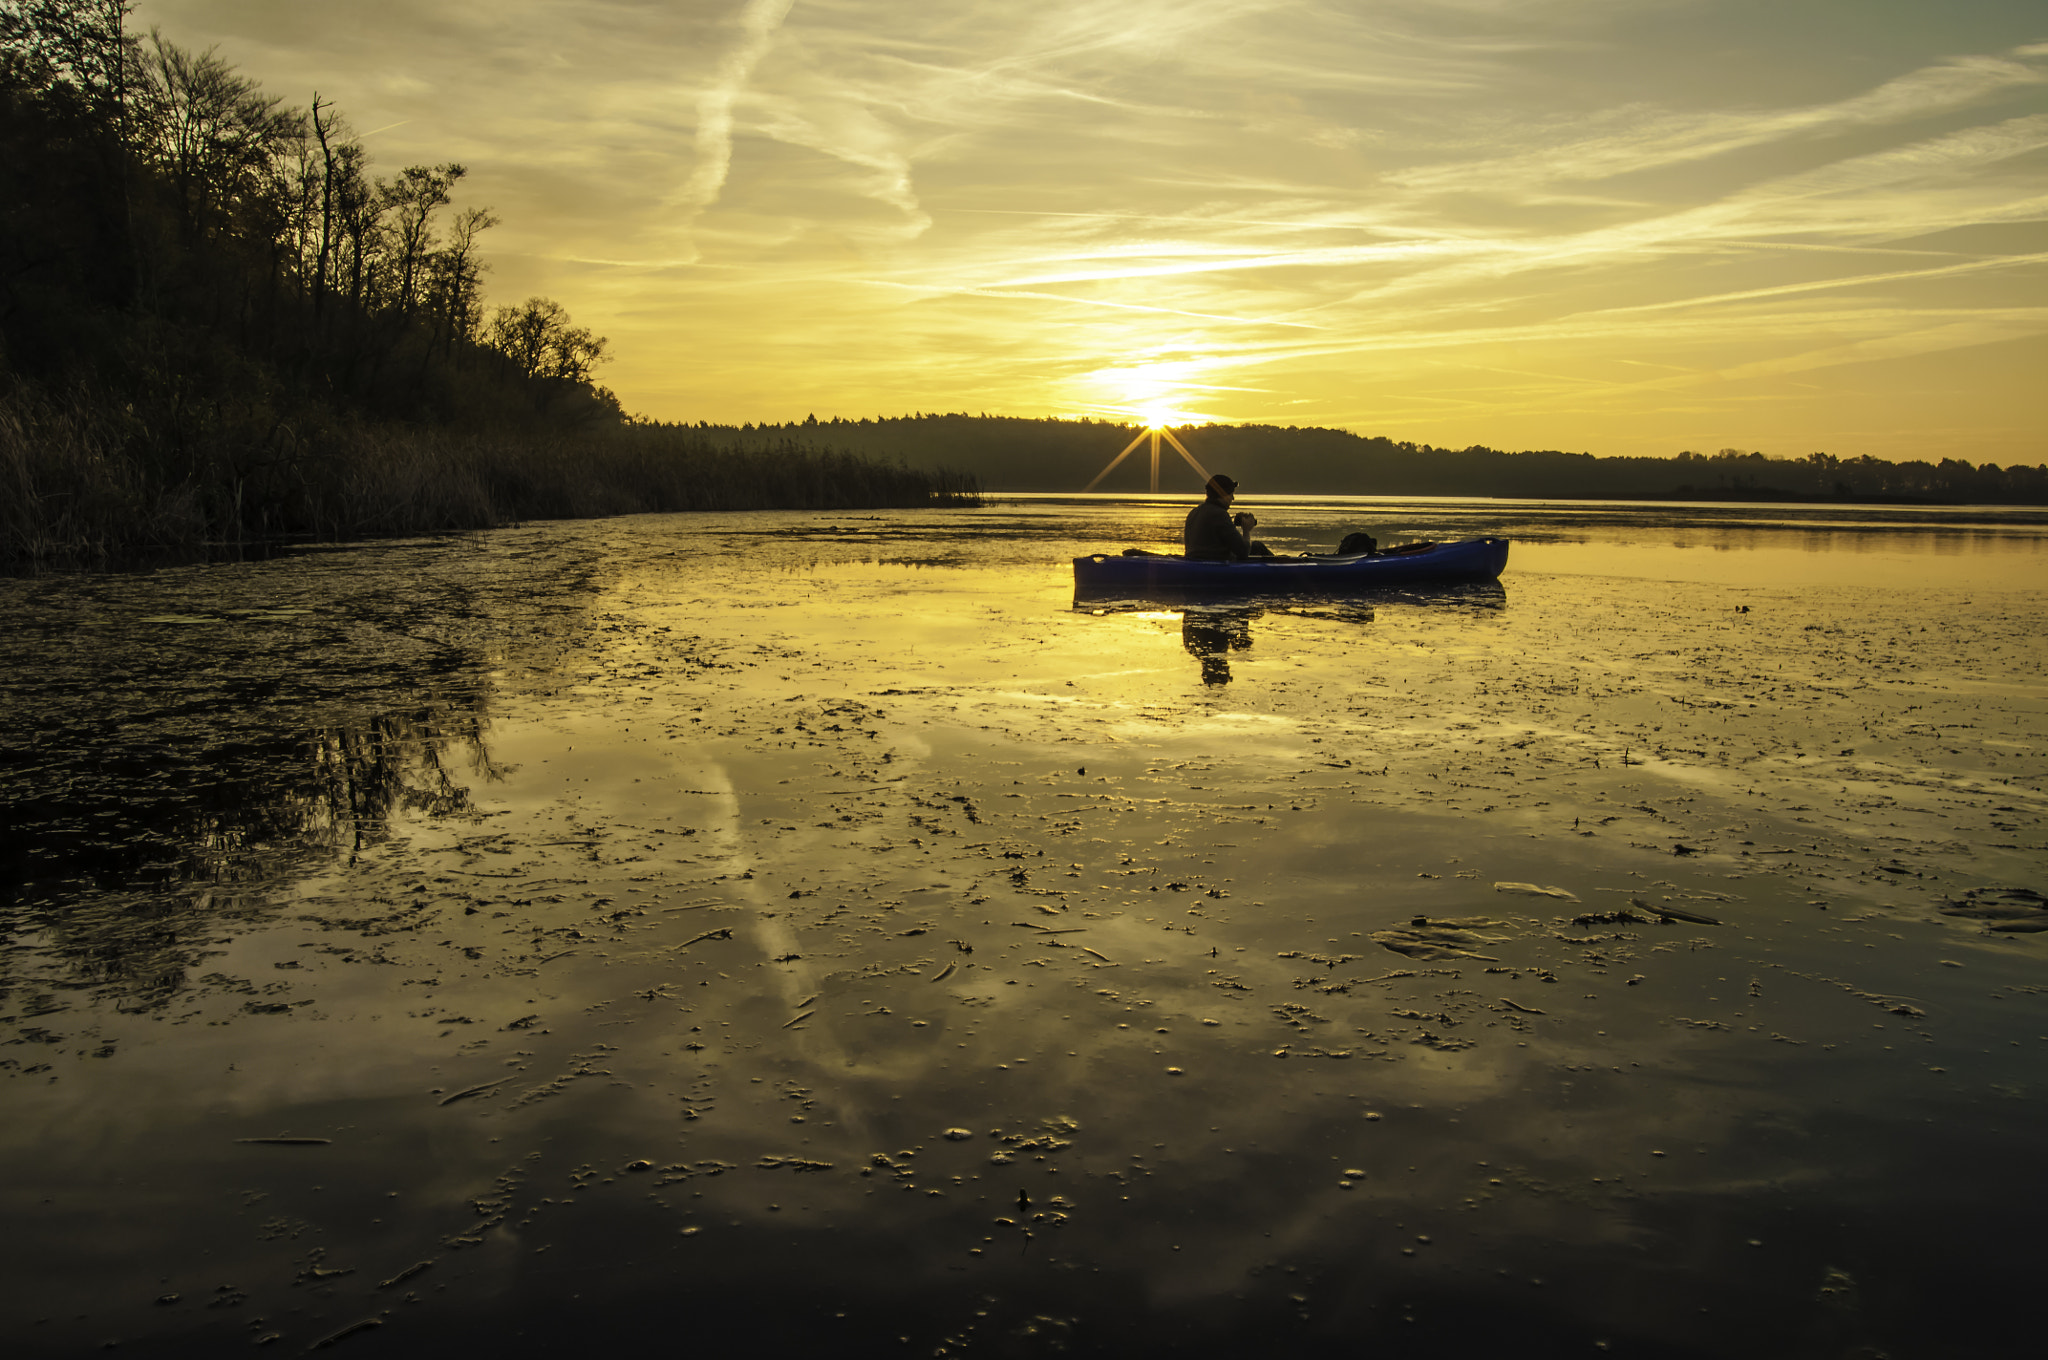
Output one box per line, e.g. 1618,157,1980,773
149,0,2047,462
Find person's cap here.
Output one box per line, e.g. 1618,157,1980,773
1206,474,1238,495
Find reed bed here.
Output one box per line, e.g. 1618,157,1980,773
0,384,979,563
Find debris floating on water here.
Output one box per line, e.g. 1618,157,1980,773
309,1318,382,1349
376,1261,434,1290
1495,882,1580,901
437,1076,515,1107
1630,897,1722,926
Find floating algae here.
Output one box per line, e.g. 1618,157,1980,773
1940,887,2048,932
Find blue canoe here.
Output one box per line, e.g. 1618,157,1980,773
1073,537,1510,598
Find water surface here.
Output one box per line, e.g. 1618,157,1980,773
3,498,2045,1357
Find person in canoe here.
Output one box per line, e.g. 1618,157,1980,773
1184,474,1274,560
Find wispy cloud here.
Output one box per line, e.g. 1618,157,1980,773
1577,252,2048,318
665,0,798,250
143,0,2048,460
1387,49,2048,193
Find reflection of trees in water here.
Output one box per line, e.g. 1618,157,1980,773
304,700,509,842
7,687,505,1012
0,531,611,1030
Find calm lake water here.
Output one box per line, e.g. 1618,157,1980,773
3,496,2046,1358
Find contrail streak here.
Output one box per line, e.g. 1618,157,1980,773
668,0,797,243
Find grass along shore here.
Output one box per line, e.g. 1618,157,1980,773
0,385,981,562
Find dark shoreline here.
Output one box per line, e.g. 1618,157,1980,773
1,393,982,566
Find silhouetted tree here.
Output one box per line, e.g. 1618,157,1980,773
131,31,298,249
487,295,608,387
381,160,461,325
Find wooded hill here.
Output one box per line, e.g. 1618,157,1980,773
701,414,2048,505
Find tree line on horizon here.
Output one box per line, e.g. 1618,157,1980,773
701,414,2048,505
1,1,975,559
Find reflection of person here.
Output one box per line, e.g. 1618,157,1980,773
1183,474,1271,560
1182,608,1257,685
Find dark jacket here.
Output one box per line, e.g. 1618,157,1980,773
1184,498,1251,560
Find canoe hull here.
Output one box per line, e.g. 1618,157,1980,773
1073,537,1510,599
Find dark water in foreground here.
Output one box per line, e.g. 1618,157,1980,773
3,497,2046,1358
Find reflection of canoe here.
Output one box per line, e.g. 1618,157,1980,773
1073,537,1510,598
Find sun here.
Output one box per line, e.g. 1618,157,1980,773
1084,362,1199,430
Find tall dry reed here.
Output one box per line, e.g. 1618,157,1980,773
0,386,979,563
0,382,208,559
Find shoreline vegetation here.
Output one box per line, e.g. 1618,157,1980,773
5,7,2041,566
0,382,983,561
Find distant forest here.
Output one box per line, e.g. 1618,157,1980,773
0,1,974,560
706,414,2048,505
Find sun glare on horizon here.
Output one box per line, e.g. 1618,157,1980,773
1085,360,1209,432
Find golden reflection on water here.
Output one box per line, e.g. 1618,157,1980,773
1515,530,2048,588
